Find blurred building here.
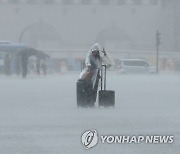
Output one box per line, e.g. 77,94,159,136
0,0,179,55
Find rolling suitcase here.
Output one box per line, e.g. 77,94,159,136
77,80,95,108
98,65,115,107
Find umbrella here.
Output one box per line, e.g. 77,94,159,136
17,48,50,59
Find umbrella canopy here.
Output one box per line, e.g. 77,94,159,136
17,48,50,59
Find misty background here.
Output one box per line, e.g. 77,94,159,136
0,0,179,53
0,0,180,74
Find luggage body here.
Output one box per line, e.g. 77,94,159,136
76,80,95,107
99,90,115,107
98,65,115,107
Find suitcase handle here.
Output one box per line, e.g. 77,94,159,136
101,65,106,90
81,60,85,71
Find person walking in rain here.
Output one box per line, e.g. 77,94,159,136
4,54,11,76
36,58,41,75
41,59,47,75
21,53,28,78
78,43,114,106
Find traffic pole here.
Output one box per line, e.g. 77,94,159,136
156,46,159,74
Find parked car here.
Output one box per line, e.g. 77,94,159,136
117,59,156,74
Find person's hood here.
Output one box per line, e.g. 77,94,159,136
89,43,102,54
86,43,115,67
88,43,107,59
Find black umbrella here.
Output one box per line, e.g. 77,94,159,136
17,48,50,59
17,48,37,57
